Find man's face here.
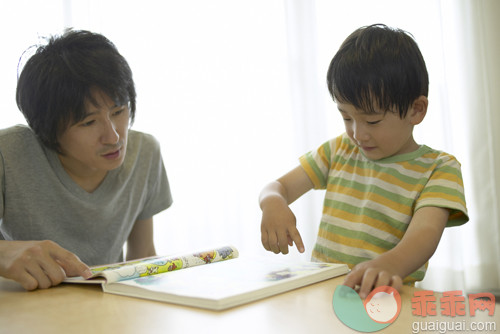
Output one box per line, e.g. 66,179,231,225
57,88,129,183
337,101,420,160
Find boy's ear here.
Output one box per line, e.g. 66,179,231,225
409,95,428,125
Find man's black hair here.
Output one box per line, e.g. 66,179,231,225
16,29,136,152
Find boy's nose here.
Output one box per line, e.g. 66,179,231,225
353,124,369,142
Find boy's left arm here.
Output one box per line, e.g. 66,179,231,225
126,217,157,261
343,206,449,298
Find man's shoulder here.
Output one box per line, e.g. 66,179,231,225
128,129,158,143
128,129,160,148
0,125,49,173
0,124,32,138
125,130,162,164
0,125,39,149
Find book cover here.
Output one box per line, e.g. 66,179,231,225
64,245,238,284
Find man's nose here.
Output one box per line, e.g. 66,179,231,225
101,119,119,144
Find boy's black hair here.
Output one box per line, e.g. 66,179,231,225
16,29,136,152
327,24,428,118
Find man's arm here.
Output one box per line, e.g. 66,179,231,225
126,217,156,261
259,166,314,254
343,206,449,298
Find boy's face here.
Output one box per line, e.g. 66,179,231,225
337,100,423,160
57,88,129,186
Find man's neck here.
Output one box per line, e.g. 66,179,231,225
58,155,107,193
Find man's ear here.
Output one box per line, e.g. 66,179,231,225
409,95,428,125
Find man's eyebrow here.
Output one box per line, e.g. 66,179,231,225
83,103,124,116
82,111,98,118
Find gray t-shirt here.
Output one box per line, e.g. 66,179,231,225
0,125,172,265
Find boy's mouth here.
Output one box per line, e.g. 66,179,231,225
360,145,376,152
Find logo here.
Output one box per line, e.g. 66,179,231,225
333,285,402,332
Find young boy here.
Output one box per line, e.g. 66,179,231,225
259,24,468,298
0,30,172,290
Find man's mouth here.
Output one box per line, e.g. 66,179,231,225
101,147,121,160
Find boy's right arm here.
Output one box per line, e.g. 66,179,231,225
0,240,92,290
259,166,314,254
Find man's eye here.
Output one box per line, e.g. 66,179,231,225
81,120,95,127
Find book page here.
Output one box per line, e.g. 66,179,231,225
103,257,349,310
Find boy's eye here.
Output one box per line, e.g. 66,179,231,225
367,120,381,125
113,109,125,116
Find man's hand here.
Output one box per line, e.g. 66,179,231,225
342,259,403,299
0,240,92,290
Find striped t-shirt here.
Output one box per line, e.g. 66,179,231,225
299,133,468,283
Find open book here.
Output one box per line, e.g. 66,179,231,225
64,245,349,310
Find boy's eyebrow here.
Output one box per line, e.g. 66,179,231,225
338,106,383,116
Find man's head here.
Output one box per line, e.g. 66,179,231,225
16,29,136,152
327,24,428,118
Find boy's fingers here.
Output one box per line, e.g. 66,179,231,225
267,231,281,254
262,239,271,252
359,270,378,299
260,219,303,255
343,265,403,299
391,275,403,291
261,230,271,251
343,266,377,299
277,231,289,254
288,228,305,253
343,268,363,289
374,271,392,289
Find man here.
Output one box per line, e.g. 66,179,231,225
0,30,172,290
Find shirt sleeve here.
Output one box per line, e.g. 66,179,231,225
136,136,173,221
415,153,469,227
299,136,342,189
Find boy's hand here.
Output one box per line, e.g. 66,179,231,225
259,167,313,255
0,240,92,290
260,197,305,254
342,206,449,299
343,259,403,299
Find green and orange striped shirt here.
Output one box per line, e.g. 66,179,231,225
300,133,468,283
